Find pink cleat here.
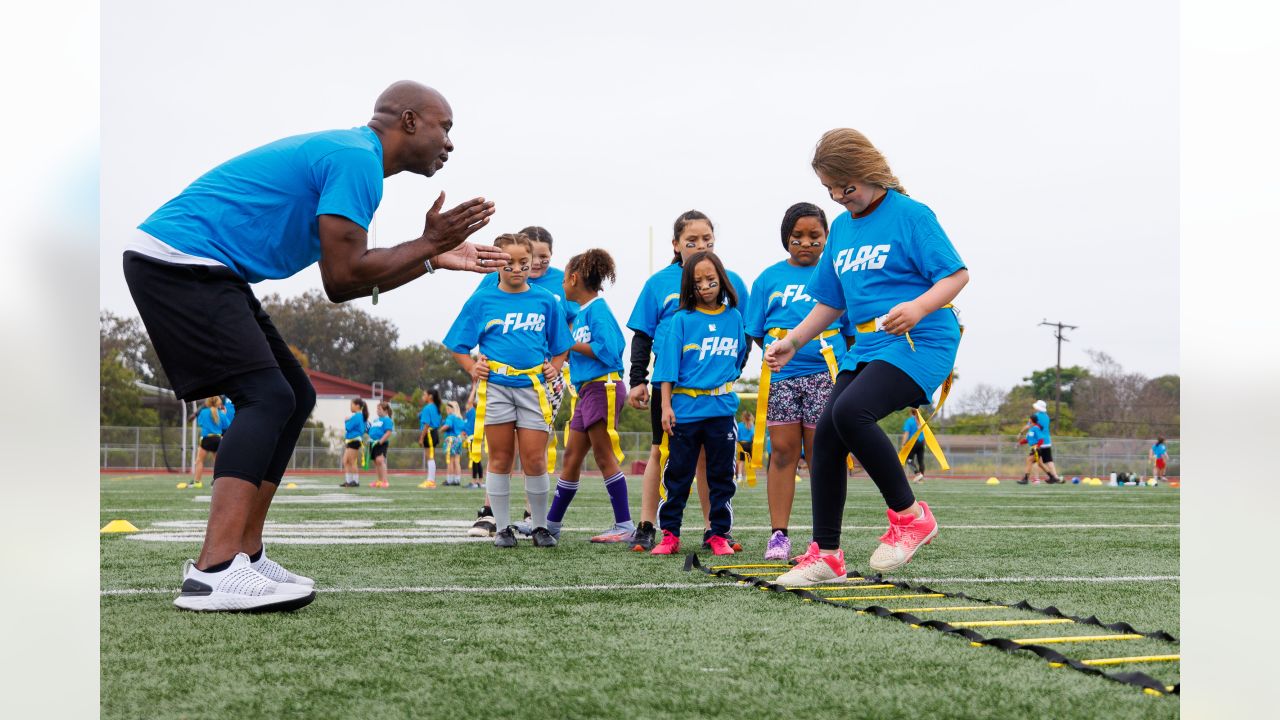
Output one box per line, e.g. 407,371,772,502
706,535,735,556
869,501,939,573
650,529,681,555
773,542,847,587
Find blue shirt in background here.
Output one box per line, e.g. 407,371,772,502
140,127,384,283
746,259,852,381
345,412,368,440
419,403,442,431
736,421,754,443
627,262,751,340
903,414,919,439
1033,410,1053,446
464,407,476,435
1025,424,1044,447
1152,442,1167,458
196,407,223,437
441,414,467,438
568,297,626,388
807,190,965,398
368,416,394,442
653,306,746,423
222,398,235,428
444,284,572,388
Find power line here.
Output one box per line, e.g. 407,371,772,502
1039,319,1079,418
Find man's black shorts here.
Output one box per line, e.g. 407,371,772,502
1031,446,1054,463
200,435,222,453
123,251,300,401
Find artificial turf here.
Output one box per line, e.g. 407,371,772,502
100,473,1179,719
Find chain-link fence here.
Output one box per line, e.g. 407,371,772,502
100,426,1179,478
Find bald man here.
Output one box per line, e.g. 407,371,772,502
123,81,504,612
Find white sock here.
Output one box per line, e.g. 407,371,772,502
526,474,550,529
487,472,512,529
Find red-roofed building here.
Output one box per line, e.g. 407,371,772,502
305,369,399,435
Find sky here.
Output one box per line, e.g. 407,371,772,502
99,0,1179,403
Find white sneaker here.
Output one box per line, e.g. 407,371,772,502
772,542,847,587
251,545,315,587
174,553,316,612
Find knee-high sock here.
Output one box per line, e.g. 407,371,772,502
427,458,437,481
547,479,579,523
603,472,631,523
526,474,550,528
487,472,512,529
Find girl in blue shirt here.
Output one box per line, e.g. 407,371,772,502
625,210,752,553
192,397,224,489
745,202,855,561
768,129,969,585
446,233,572,548
341,399,369,488
441,401,468,486
464,398,485,489
367,400,395,489
651,251,748,556
542,249,635,543
418,388,443,487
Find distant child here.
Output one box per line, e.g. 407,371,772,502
1017,415,1055,484
736,411,755,483
902,408,926,483
446,232,572,548
367,400,395,488
192,397,224,489
541,248,636,543
651,251,748,556
1150,436,1169,482
341,399,368,488
418,387,443,486
464,395,485,490
441,400,467,486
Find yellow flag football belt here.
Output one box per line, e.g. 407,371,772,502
561,369,626,467
470,361,555,466
747,328,843,486
658,381,736,475
890,305,962,473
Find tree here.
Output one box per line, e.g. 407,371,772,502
100,310,167,388
260,290,402,385
100,351,159,426
388,342,472,402
1020,365,1090,408
1072,350,1152,437
955,383,1005,416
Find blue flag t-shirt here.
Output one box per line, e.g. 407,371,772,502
568,297,626,388
140,127,385,283
653,306,746,422
627,262,751,339
477,266,579,323
464,407,476,434
419,403,442,431
1033,411,1053,446
368,416,394,441
745,259,852,381
345,413,368,440
444,284,572,388
903,414,919,439
196,407,222,437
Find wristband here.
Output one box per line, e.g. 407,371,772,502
423,258,435,274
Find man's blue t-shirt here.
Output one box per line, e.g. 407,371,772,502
419,403,442,431
196,407,223,437
568,297,626,388
627,262,751,339
368,416,394,442
745,259,852,381
444,284,572,388
140,127,384,283
653,306,746,422
345,413,368,440
807,190,965,396
1033,410,1053,446
478,266,579,323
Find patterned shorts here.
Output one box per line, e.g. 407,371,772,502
767,372,834,428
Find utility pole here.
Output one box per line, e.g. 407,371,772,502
1039,320,1078,418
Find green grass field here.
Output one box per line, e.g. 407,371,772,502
100,472,1179,719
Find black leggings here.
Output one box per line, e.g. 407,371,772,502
811,361,926,550
212,365,316,486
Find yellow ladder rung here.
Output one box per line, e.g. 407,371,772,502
947,618,1074,629
711,564,790,570
898,606,1007,613
775,578,869,590
743,571,787,577
1048,655,1180,669
810,584,898,592
1012,634,1145,645
1079,654,1180,667
834,593,946,602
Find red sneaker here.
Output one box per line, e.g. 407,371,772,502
650,529,681,555
706,535,735,556
869,501,939,573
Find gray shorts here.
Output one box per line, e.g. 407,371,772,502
484,382,550,432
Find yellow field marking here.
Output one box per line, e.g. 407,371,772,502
829,593,946,602
945,618,1074,629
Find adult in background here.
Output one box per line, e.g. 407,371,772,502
1023,399,1061,483
123,80,504,612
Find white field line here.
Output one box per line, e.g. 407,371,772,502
100,574,1179,597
